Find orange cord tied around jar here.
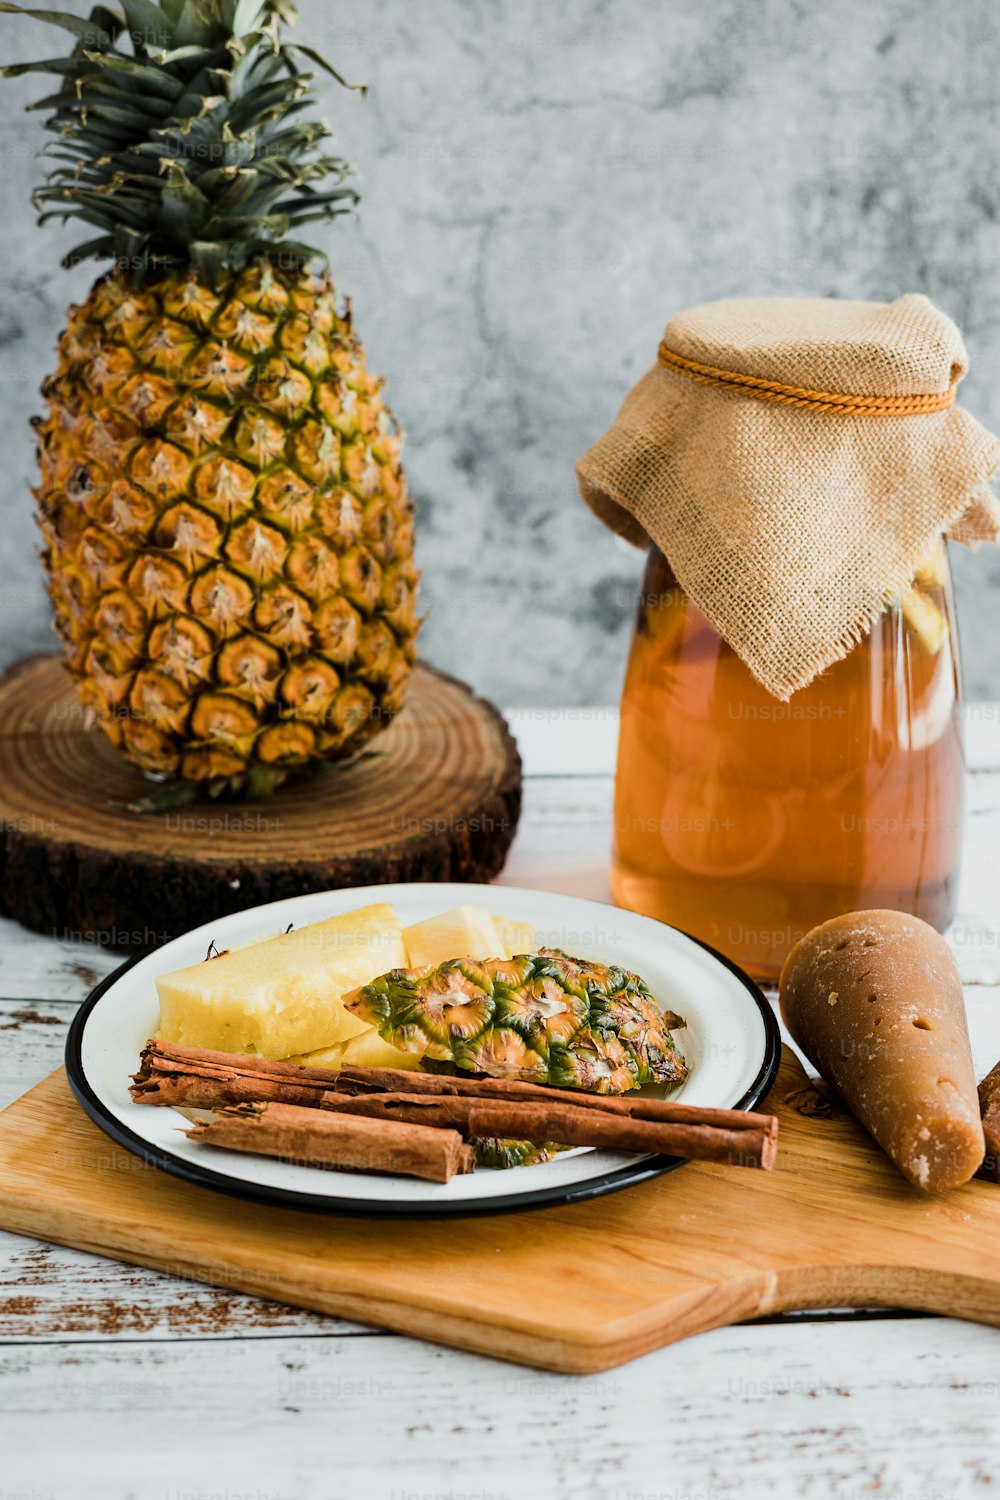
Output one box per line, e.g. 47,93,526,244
577,294,1000,700
656,341,958,417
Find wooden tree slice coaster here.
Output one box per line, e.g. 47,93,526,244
0,655,521,952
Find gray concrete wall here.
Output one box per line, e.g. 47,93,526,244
0,0,998,703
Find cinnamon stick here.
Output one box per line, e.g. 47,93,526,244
186,1101,474,1183
335,1064,774,1133
318,1091,777,1170
131,1042,778,1166
131,1039,338,1110
977,1059,1000,1182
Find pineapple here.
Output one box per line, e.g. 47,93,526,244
338,1028,421,1070
913,538,949,590
403,905,512,968
491,914,536,957
473,1138,565,1170
287,906,532,1069
283,1042,346,1069
900,539,950,655
346,950,688,1094
3,0,419,798
901,587,948,655
286,1028,422,1073
156,902,405,1058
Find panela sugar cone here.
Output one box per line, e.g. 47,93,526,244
780,910,983,1191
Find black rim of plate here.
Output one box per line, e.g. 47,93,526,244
65,930,782,1220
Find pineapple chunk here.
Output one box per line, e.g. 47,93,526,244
284,1042,346,1069
913,541,949,589
276,905,535,1070
403,905,510,968
901,588,947,655
287,1030,422,1072
492,914,535,956
156,903,405,1058
340,1029,423,1070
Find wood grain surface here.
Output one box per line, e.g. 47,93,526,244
2,1049,1000,1375
0,654,521,950
4,706,1000,1497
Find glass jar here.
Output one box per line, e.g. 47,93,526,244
612,542,964,983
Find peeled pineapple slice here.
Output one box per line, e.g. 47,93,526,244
286,1029,422,1072
403,905,511,968
901,588,947,655
339,1029,423,1070
277,905,537,1072
283,1042,346,1069
913,541,949,589
156,903,405,1059
492,914,536,956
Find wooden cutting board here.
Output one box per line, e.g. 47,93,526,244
1,1049,999,1373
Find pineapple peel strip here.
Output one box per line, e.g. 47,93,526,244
344,951,688,1094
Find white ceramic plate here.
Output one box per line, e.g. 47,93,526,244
65,882,780,1218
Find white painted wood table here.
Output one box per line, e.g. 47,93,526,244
3,704,1000,1499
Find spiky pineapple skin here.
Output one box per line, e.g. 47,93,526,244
35,261,419,786
346,950,688,1094
473,1138,565,1169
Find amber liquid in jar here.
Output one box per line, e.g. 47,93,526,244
612,544,964,983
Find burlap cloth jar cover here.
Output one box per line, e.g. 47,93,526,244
576,295,1000,700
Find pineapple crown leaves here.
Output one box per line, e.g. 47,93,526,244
0,0,365,282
